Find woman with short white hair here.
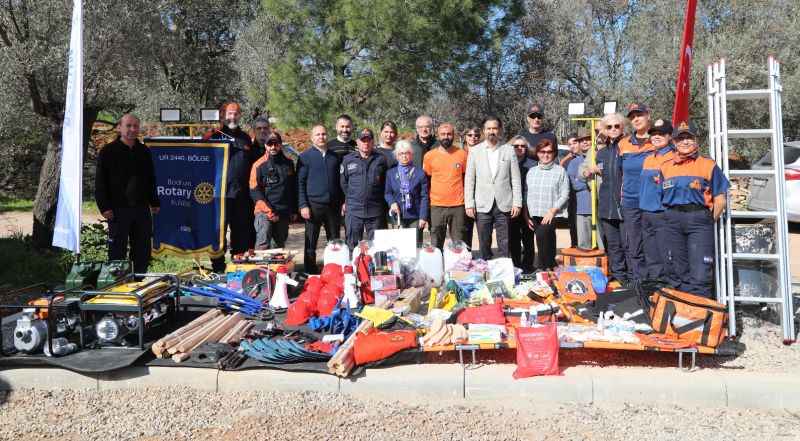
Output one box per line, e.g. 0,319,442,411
384,139,429,244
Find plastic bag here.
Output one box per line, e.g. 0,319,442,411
513,323,560,379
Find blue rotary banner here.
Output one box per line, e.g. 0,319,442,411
147,139,229,256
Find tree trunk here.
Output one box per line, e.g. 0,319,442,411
31,109,99,249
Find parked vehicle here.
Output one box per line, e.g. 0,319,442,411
747,141,800,223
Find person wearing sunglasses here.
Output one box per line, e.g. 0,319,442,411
582,113,628,284
524,139,569,270
250,132,297,250
461,125,483,248
465,116,522,260
618,102,655,284
638,119,676,281
659,122,729,298
508,136,537,271
518,103,558,160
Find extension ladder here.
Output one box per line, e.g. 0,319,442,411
707,57,795,342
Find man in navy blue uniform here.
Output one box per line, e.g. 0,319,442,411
340,128,389,249
297,124,343,273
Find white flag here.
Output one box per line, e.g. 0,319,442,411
53,0,84,252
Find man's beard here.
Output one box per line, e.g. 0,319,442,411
226,120,239,130
487,133,498,143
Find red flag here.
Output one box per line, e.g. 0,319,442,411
672,0,698,125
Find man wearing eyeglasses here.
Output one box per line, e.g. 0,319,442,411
465,116,522,260
411,115,437,169
250,132,297,250
518,103,558,160
508,136,537,271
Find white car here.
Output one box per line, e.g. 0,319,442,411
747,141,800,223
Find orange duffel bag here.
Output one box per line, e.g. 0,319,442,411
650,288,727,348
558,247,609,276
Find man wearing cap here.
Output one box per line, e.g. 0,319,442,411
411,115,437,169
203,102,258,272
638,119,675,280
660,122,729,297
423,122,468,250
95,114,159,274
298,125,343,273
340,128,389,249
326,114,357,161
567,129,596,249
465,116,522,260
518,103,558,160
618,102,654,283
250,132,297,250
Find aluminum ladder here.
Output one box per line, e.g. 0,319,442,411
707,57,795,342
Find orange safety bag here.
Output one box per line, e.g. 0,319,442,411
353,329,418,365
650,288,727,348
554,272,596,304
559,247,609,276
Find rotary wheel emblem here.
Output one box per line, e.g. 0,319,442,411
193,182,215,204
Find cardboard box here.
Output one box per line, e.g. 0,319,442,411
370,275,399,291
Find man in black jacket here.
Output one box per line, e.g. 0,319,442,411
410,115,437,169
95,114,159,273
298,124,343,273
250,132,296,250
340,128,389,249
203,102,257,272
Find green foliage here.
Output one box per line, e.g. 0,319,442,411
0,197,34,213
258,0,503,127
0,234,70,289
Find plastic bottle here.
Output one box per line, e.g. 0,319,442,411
342,265,360,309
269,266,297,310
417,246,443,286
519,311,529,328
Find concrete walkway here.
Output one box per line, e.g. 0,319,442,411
3,363,800,411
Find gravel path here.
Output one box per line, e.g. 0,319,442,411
1,388,798,441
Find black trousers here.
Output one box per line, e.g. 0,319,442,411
567,190,578,247
530,216,557,270
509,215,535,272
303,202,341,273
476,203,510,260
107,206,152,274
211,192,256,272
430,205,467,250
600,218,628,282
345,213,381,250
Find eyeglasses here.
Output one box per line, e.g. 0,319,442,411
606,124,622,129
512,144,527,148
466,133,480,137
397,151,412,155
537,150,555,155
528,114,543,119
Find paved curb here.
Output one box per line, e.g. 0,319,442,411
2,364,800,410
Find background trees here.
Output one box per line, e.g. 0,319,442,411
1,0,799,245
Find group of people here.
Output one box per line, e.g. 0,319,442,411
95,101,729,299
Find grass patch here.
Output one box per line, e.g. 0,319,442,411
0,197,100,215
0,234,71,289
0,197,34,213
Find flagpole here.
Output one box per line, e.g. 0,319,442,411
672,0,698,125
52,0,84,256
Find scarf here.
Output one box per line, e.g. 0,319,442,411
397,164,414,212
538,160,555,170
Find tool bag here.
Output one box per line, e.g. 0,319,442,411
650,288,727,348
558,247,609,276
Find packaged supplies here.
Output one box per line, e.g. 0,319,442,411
444,240,472,272
513,323,560,378
456,303,505,325
416,245,444,286
650,288,728,348
467,324,506,344
561,265,608,294
323,240,351,267
487,257,516,287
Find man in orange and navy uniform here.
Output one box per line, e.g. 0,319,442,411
638,119,675,281
249,132,297,250
619,103,654,284
659,122,729,298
